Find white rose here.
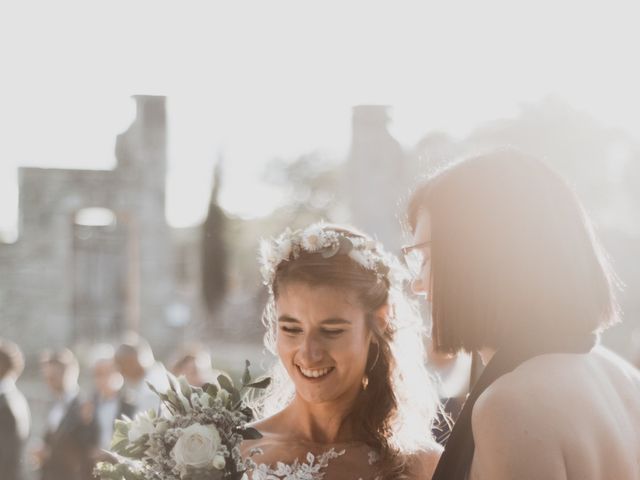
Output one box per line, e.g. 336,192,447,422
128,412,155,443
171,424,222,470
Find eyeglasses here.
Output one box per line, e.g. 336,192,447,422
401,241,431,278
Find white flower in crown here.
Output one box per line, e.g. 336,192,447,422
301,224,327,252
260,265,273,286
349,237,363,248
258,237,281,286
276,230,294,259
259,238,277,265
258,223,403,291
348,249,375,270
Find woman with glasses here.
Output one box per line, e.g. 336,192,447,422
405,148,640,480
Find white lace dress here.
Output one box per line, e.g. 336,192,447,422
243,440,382,480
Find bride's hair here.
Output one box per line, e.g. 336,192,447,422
255,223,440,478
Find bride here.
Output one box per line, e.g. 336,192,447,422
241,223,442,480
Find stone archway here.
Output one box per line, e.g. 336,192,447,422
72,207,128,342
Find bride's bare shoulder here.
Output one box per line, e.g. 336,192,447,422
405,444,443,479
240,411,290,456
248,409,293,437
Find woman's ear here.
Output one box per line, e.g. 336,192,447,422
372,303,390,335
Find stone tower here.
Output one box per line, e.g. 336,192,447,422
346,105,408,251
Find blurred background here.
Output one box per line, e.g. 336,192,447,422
1,1,640,478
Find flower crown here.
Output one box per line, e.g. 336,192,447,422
259,223,397,290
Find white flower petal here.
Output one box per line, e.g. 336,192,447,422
171,423,222,470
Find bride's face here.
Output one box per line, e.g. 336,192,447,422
275,282,372,405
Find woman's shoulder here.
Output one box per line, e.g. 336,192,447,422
593,345,640,382
469,354,577,464
240,412,289,456
470,372,569,478
472,353,576,427
481,346,640,406
469,348,639,477
403,445,443,479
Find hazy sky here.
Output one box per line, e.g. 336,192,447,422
1,0,639,237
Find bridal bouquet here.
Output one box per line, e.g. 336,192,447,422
95,361,270,480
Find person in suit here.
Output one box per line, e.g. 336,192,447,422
169,343,217,388
114,332,168,415
0,338,31,480
87,347,135,455
35,349,98,480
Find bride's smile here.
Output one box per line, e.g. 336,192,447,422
275,282,373,405
297,366,335,380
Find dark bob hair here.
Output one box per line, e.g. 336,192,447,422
407,148,619,354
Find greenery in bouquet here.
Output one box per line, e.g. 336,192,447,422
95,361,270,480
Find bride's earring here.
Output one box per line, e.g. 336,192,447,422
369,341,380,372
362,341,379,391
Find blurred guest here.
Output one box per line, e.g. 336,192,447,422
169,344,216,387
0,338,31,480
114,332,168,414
88,346,135,453
35,349,97,480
